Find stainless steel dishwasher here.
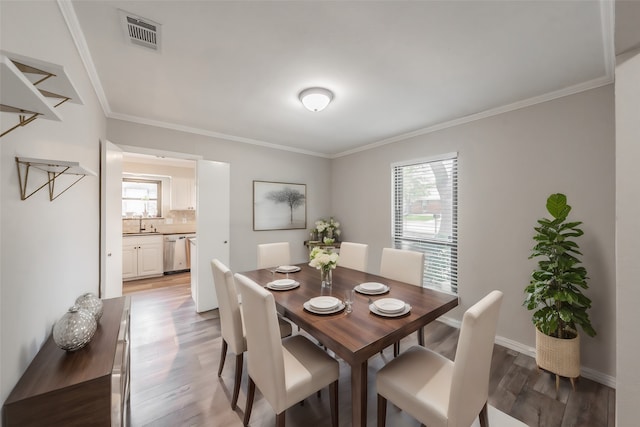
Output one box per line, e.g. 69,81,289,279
163,234,195,273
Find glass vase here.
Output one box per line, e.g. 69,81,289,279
320,268,333,288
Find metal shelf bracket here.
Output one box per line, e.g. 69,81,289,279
15,157,96,201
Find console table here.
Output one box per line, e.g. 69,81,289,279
303,240,341,254
2,296,131,426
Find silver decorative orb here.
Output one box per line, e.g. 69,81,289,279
75,293,104,321
53,305,97,352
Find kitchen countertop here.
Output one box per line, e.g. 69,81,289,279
123,231,196,236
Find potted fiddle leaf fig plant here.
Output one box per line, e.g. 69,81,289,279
524,193,596,390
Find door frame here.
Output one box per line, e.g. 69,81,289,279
101,144,230,297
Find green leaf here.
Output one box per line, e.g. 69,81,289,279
546,193,570,220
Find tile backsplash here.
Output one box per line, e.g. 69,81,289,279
123,210,196,234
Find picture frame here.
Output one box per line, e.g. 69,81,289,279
253,181,307,231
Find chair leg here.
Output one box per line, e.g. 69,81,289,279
330,380,339,427
393,341,400,357
479,401,489,427
377,394,387,427
243,377,256,426
417,326,425,346
231,353,243,409
276,411,286,427
218,339,228,377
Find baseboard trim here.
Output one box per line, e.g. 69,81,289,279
437,316,617,389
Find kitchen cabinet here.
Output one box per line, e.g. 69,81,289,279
122,234,163,280
170,176,196,210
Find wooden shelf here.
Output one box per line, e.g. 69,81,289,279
15,157,96,201
0,50,83,137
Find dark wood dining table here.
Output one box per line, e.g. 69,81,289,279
239,263,459,427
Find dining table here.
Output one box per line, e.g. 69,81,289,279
239,263,459,427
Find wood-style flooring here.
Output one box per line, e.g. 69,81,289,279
123,274,615,427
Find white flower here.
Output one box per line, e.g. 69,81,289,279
314,217,341,237
309,247,339,270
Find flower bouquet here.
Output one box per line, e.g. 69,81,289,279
309,246,339,287
314,217,341,244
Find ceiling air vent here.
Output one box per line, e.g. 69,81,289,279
119,10,161,52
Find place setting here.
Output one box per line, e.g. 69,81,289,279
274,265,301,273
303,296,345,315
265,278,300,291
369,297,411,318
354,281,389,295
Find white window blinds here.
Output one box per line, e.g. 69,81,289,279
392,154,458,294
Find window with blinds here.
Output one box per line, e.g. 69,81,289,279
392,153,458,294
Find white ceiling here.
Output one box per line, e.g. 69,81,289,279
67,0,614,157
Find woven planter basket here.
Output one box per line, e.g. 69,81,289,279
535,328,580,379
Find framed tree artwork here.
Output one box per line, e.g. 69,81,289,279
253,180,307,230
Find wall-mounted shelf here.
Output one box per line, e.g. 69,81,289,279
16,157,96,201
1,50,83,138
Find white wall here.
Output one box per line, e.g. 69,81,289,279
0,1,107,402
106,119,332,273
615,49,640,426
332,85,616,382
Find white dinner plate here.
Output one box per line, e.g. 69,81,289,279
270,279,296,288
266,281,299,291
304,301,345,315
373,298,406,314
276,265,301,273
359,282,386,292
355,284,389,295
369,303,411,317
308,296,341,311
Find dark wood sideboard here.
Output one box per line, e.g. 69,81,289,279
2,296,131,426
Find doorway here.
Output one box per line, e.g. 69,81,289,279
100,142,230,310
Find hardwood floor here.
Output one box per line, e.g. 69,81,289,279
124,276,615,426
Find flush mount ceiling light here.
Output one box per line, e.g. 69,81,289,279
299,87,333,112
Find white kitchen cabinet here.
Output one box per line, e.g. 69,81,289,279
170,176,196,210
122,235,163,280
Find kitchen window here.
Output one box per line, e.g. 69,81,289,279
122,178,162,217
392,153,458,294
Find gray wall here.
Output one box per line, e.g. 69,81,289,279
331,85,616,382
107,119,332,273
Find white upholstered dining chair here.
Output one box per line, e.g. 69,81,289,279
379,247,425,356
211,259,292,409
257,242,291,269
234,273,340,427
376,290,503,427
337,241,369,272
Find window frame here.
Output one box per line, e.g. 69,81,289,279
391,152,458,294
122,178,163,218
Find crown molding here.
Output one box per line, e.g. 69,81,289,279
59,0,615,161
333,74,614,159
57,0,111,115
108,112,331,158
